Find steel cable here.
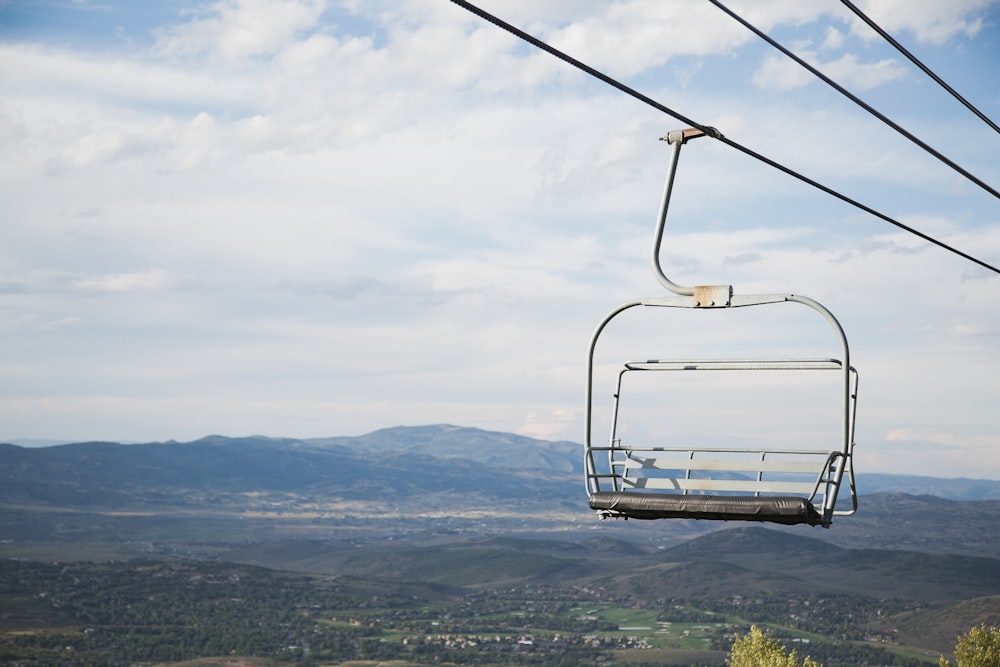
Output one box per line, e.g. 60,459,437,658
707,0,1000,203
448,0,1000,275
839,0,1000,136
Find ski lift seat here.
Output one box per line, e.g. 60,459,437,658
586,356,858,527
587,439,848,526
588,492,822,526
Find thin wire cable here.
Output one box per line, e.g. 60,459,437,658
447,0,1000,276
707,0,1000,203
840,0,1000,136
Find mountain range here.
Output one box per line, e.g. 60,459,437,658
3,424,1000,559
5,423,999,499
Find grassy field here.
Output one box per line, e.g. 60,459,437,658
564,605,734,650
611,647,728,665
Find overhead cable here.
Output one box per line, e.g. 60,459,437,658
839,0,1000,136
447,0,1000,276
707,0,1000,203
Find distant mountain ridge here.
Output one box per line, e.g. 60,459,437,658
0,428,579,510
307,424,582,473
864,473,1000,500
4,424,1000,559
3,423,998,499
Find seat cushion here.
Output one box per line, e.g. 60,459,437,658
589,491,822,526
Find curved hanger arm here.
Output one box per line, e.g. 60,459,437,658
651,128,721,296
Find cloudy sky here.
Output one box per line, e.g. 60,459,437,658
2,0,999,480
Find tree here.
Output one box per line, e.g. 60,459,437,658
728,626,822,667
939,625,1000,667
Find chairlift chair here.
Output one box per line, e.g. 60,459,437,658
584,128,859,528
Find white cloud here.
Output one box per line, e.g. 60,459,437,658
752,50,906,92
0,44,255,112
541,1,752,78
72,269,173,292
821,53,907,90
38,317,84,332
54,129,131,169
752,53,814,90
153,0,328,62
845,0,993,45
821,26,845,50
